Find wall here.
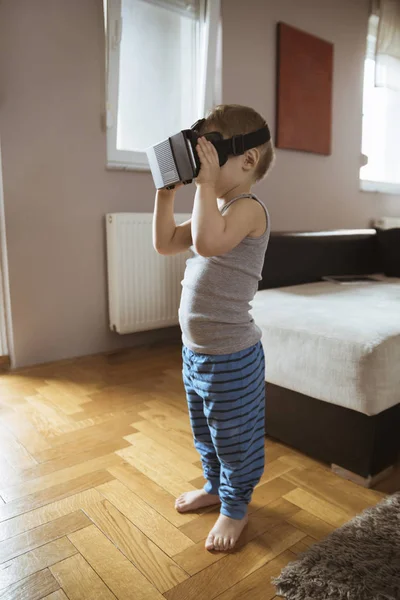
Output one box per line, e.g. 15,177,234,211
0,0,184,368
0,0,398,368
222,0,400,230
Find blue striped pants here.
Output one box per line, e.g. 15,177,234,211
182,341,266,520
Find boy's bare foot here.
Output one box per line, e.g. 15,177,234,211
175,489,221,513
205,513,248,552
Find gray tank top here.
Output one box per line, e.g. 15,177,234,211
179,194,270,355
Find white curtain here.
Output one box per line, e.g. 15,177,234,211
373,0,400,91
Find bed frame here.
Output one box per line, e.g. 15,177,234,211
260,229,400,485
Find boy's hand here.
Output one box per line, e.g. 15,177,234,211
195,137,220,187
157,182,183,196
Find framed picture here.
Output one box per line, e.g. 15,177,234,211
276,22,334,155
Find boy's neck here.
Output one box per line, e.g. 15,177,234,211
218,183,253,207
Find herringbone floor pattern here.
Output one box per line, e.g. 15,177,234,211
0,343,393,599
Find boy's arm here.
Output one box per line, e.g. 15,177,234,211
192,137,265,257
193,190,264,257
153,189,192,256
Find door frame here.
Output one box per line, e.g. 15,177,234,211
0,140,14,366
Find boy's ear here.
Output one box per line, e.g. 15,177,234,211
242,148,260,172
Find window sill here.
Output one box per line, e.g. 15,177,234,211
360,179,400,195
106,160,150,172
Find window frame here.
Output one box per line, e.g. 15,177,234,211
105,0,222,171
361,179,400,195
360,14,400,196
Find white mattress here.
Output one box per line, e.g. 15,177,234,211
252,278,400,416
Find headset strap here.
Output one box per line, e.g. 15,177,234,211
217,127,271,156
191,119,271,156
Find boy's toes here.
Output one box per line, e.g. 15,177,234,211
176,500,188,512
206,513,248,552
215,536,224,552
205,534,215,551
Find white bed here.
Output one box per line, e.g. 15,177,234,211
252,277,400,417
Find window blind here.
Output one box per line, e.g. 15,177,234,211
139,0,200,18
372,0,400,91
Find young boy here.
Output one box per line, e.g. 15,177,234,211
153,104,274,552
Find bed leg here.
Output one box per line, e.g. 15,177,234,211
331,464,394,488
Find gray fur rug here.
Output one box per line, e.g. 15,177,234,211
274,492,400,600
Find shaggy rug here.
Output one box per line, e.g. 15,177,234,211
274,493,400,600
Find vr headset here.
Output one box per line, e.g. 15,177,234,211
146,118,271,190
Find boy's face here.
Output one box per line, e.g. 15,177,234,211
202,125,253,198
214,154,246,197
200,127,247,196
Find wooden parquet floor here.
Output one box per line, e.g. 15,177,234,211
0,342,393,599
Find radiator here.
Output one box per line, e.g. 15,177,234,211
374,216,400,230
106,213,191,334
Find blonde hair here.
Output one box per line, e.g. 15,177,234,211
199,104,275,182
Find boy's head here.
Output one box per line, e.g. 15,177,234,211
198,104,274,195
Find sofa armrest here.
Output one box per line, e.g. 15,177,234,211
260,229,382,290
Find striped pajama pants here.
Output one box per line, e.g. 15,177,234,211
182,341,266,520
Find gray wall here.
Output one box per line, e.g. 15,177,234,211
0,0,399,367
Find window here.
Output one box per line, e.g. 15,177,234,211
360,15,400,194
105,0,222,170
